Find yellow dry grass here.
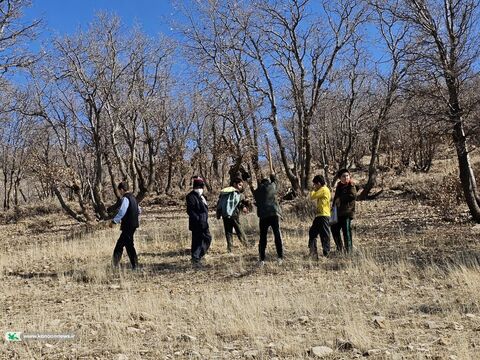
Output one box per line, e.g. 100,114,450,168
1,193,480,359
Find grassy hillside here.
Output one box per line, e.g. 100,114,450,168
1,169,480,359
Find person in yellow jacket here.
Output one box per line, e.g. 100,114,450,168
308,175,331,259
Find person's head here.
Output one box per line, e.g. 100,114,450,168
337,169,351,185
260,178,270,185
117,181,129,195
312,175,325,190
192,176,205,189
231,177,244,192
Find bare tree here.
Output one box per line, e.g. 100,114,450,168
386,0,480,221
318,39,371,177
254,0,367,190
0,0,40,75
181,0,264,186
359,1,412,200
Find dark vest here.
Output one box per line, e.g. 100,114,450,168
121,193,139,231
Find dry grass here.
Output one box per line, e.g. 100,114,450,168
1,188,480,359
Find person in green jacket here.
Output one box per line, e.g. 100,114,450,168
309,175,331,259
216,177,249,253
331,169,357,254
253,173,283,265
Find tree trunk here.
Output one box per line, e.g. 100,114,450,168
268,111,300,192
19,188,28,203
92,150,108,219
453,121,480,223
320,131,331,188
3,169,8,210
358,128,381,201
165,157,174,195
52,185,88,223
105,152,120,199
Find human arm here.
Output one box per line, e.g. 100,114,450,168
111,197,129,225
186,194,200,221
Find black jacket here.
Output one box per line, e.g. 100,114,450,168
254,174,281,219
333,181,357,218
121,193,139,231
186,191,209,230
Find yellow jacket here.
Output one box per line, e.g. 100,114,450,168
310,186,331,217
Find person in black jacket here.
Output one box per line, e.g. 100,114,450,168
109,181,140,269
186,176,212,264
253,173,283,265
331,169,357,254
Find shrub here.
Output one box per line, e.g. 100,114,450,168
0,202,61,224
284,196,316,221
391,171,463,219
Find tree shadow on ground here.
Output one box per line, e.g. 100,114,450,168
141,248,191,258
6,271,60,279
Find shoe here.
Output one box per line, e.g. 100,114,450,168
257,260,265,268
277,258,284,266
191,258,202,266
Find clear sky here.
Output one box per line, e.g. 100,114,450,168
25,0,178,40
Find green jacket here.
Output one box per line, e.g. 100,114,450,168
254,174,281,219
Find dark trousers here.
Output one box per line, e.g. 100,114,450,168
191,227,212,261
309,216,331,256
331,216,352,253
259,216,283,261
223,216,247,251
112,228,138,269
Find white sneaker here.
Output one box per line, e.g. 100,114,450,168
257,260,265,268
277,258,284,265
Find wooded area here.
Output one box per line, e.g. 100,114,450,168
1,0,479,222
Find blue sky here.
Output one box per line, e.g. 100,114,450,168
25,0,178,39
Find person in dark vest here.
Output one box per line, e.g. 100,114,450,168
253,173,284,266
186,176,212,265
109,181,140,269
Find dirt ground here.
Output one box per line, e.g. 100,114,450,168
1,186,480,359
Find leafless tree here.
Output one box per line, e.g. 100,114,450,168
0,0,40,75
256,0,367,190
359,1,412,199
181,0,264,187
384,0,480,221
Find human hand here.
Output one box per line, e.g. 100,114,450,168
109,221,114,228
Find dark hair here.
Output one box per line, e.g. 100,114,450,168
337,168,350,178
260,178,270,185
231,177,243,186
118,181,129,191
312,175,325,186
